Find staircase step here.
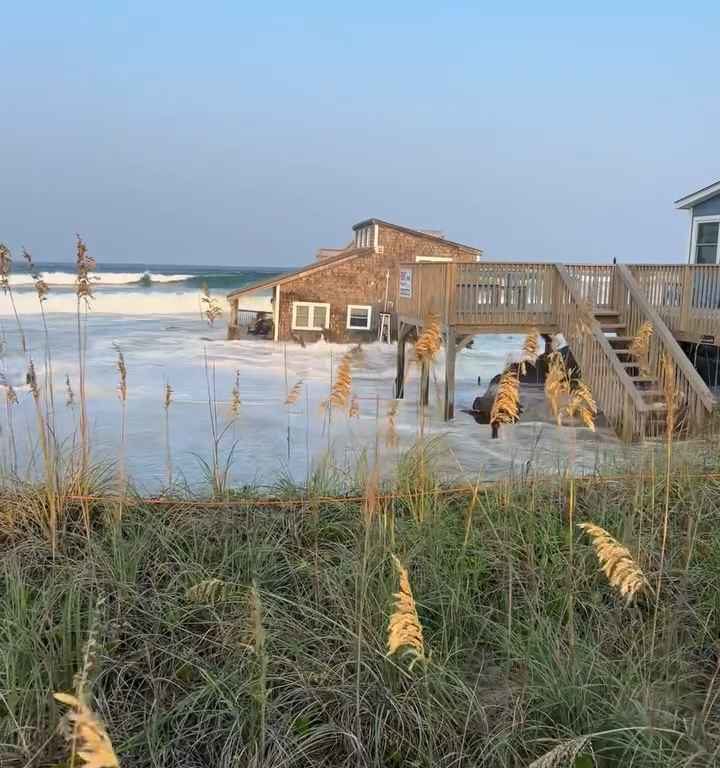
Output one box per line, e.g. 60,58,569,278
600,323,626,332
640,390,666,400
607,336,634,347
629,376,656,383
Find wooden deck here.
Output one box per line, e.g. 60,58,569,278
396,262,720,441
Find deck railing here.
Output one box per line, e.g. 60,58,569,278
615,265,715,434
630,264,720,341
564,264,615,310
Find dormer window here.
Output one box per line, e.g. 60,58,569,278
354,224,376,249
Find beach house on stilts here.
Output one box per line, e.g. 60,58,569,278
226,219,481,344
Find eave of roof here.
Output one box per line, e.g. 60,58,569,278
674,180,720,210
351,218,481,253
227,247,374,299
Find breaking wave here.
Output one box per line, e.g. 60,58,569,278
0,291,272,316
7,271,193,287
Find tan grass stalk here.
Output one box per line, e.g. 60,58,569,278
385,400,399,448
115,348,128,524
578,522,650,604
230,369,241,416
65,374,76,407
5,384,17,473
520,328,539,375
414,315,442,364
387,554,426,668
528,735,590,768
163,382,173,488
186,577,227,604
0,243,28,352
28,360,58,551
545,352,571,424
490,367,520,434
53,693,120,768
566,378,597,431
200,282,223,325
75,236,95,534
629,320,653,376
284,379,303,405
322,352,353,412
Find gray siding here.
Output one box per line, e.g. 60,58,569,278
692,195,720,217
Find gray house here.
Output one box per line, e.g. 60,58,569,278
675,180,720,264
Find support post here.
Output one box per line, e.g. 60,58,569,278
395,323,407,398
680,265,693,335
227,298,239,340
444,326,456,421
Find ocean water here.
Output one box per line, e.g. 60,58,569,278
0,262,628,491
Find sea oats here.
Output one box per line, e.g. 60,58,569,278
387,554,426,668
629,321,653,374
53,692,120,768
115,349,127,402
230,369,241,416
545,352,571,424
322,352,353,411
200,282,223,325
163,382,173,410
75,235,96,305
490,367,520,433
284,379,303,405
186,578,227,604
578,522,650,603
566,378,597,431
528,736,590,768
520,328,539,375
414,315,442,364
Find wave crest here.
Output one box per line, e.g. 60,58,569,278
8,271,193,287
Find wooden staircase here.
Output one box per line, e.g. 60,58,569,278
591,309,669,435
557,264,716,441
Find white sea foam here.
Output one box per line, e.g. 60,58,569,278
0,290,272,315
7,271,193,286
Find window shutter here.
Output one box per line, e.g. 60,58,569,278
312,304,328,329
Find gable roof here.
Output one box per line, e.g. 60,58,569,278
675,180,720,210
352,218,481,254
227,247,374,299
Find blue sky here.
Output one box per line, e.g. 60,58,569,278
1,3,717,266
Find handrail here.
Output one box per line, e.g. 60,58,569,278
616,265,716,420
555,265,648,412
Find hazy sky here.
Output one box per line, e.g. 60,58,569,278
1,3,718,267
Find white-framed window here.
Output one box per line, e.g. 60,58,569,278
691,216,720,264
346,304,372,330
291,301,330,331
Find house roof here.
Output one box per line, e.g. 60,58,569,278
352,218,481,254
226,219,481,300
227,247,374,299
675,180,720,210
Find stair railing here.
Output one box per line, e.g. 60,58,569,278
555,264,649,441
614,264,715,435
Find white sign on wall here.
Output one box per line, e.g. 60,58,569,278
399,268,413,299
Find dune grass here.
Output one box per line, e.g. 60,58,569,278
2,448,720,767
